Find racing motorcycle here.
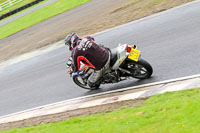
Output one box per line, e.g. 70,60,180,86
67,43,153,90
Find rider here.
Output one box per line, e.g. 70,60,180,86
65,33,110,88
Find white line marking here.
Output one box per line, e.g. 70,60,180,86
1,74,200,119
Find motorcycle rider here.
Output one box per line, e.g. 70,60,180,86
65,33,111,88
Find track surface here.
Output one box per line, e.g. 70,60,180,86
0,1,200,117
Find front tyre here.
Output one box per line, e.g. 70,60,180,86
123,58,153,79
73,76,100,90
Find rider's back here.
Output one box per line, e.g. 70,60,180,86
71,36,109,71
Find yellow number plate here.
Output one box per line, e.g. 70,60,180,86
128,48,141,62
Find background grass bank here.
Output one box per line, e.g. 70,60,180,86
0,0,90,39
2,88,200,133
0,0,36,16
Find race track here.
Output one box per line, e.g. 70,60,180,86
0,1,200,117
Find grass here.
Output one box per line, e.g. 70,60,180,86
112,0,140,13
2,88,200,133
0,0,49,22
0,0,36,16
0,0,7,3
0,0,90,39
112,0,191,13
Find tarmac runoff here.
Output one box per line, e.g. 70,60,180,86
0,74,200,125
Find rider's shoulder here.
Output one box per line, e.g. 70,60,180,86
83,36,95,42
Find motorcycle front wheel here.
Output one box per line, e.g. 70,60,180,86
123,58,153,79
73,76,100,90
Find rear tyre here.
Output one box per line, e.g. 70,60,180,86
123,58,153,79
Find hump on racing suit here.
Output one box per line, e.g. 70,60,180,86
71,36,109,72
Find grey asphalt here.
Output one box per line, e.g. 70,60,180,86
0,1,200,117
0,0,57,27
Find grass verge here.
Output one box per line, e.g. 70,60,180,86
2,88,200,133
0,0,90,39
0,0,49,22
0,0,36,16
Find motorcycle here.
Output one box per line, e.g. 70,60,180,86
67,43,153,90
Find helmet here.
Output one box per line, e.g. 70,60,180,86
65,33,79,51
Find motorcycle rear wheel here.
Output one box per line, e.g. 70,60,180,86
123,58,153,79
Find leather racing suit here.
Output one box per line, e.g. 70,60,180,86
71,36,110,87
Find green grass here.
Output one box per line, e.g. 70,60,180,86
0,0,90,39
0,0,7,3
0,0,49,22
2,88,200,133
0,0,37,16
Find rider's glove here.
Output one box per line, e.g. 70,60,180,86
67,67,72,74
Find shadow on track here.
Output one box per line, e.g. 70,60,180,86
84,76,157,95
